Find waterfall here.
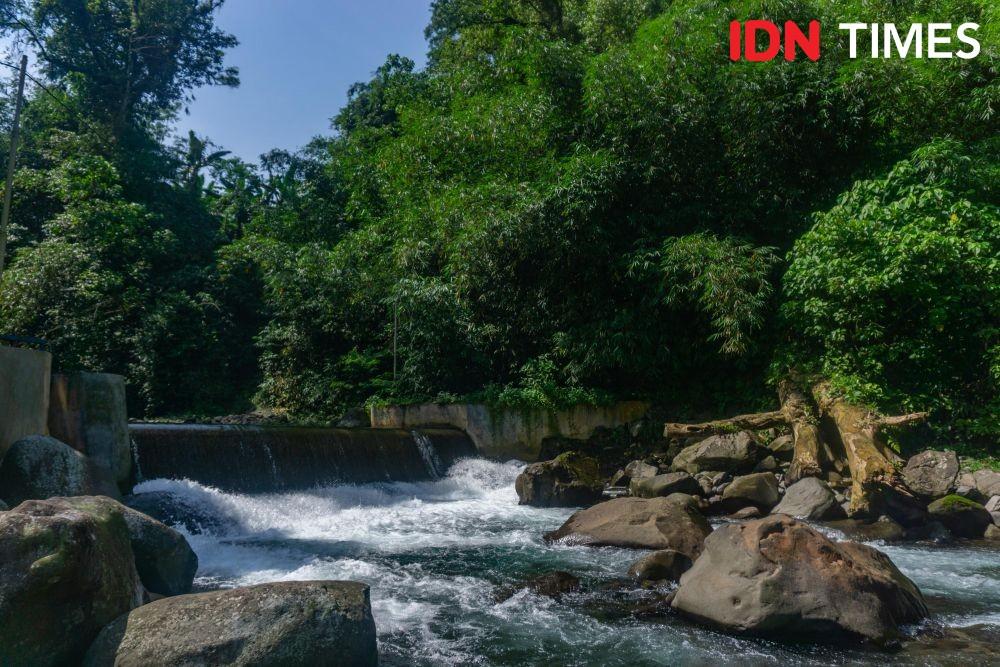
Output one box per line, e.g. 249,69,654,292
128,424,477,493
412,430,444,480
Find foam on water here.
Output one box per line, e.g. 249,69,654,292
136,460,1000,666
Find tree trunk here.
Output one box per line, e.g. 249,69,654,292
812,382,903,517
663,411,786,440
778,379,830,484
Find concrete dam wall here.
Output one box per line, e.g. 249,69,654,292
130,424,478,492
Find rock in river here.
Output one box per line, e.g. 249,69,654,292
671,432,759,475
771,477,844,520
721,472,780,511
630,472,701,499
84,581,377,667
516,451,604,507
544,494,712,559
927,495,993,538
628,549,693,583
0,435,120,507
902,450,959,498
0,497,142,666
121,504,198,597
671,515,928,645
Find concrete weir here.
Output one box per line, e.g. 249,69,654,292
129,424,478,492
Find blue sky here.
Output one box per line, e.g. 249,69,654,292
177,0,433,161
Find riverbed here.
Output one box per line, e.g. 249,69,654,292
134,459,1000,666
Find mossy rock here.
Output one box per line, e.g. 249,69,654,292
928,495,992,538
0,496,141,666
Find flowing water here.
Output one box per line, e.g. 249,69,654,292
133,458,1000,666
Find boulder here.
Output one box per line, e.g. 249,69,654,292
628,549,693,583
826,516,906,542
121,505,198,597
625,460,659,481
754,455,777,472
986,496,1000,513
927,495,993,538
971,470,1000,499
767,434,795,459
496,571,581,602
545,494,712,559
84,581,377,667
728,506,762,520
985,525,1000,541
630,472,700,499
48,372,131,489
672,431,759,474
721,473,780,511
772,477,844,520
0,435,119,507
671,516,927,645
0,497,142,666
515,452,604,507
902,450,959,498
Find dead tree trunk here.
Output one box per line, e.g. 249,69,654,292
812,382,925,517
663,378,928,519
778,379,830,485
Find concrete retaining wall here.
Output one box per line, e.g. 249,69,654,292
369,401,650,461
0,346,52,463
49,373,131,488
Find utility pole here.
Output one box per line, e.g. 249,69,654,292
0,55,28,279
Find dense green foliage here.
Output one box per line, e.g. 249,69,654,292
0,0,996,452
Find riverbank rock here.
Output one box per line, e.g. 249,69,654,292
967,470,1000,499
84,581,377,667
927,495,993,538
121,505,198,597
516,452,604,507
0,497,142,666
496,571,582,602
0,435,120,507
671,515,928,645
767,434,795,459
672,432,759,474
772,477,843,520
628,549,693,583
721,473,780,511
902,451,959,498
826,516,907,542
630,472,700,498
544,494,712,558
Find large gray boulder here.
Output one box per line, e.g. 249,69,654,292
971,470,1000,499
515,451,604,507
772,477,844,520
48,372,131,489
927,495,993,538
672,432,759,474
121,505,198,597
672,515,927,645
721,472,780,511
84,581,377,667
0,435,119,507
544,494,712,559
0,497,142,666
630,472,700,499
902,450,959,498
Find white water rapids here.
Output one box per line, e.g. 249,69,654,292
134,458,1000,666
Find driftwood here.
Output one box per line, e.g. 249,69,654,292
663,411,786,439
663,378,928,518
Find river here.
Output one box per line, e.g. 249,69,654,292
133,458,1000,666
